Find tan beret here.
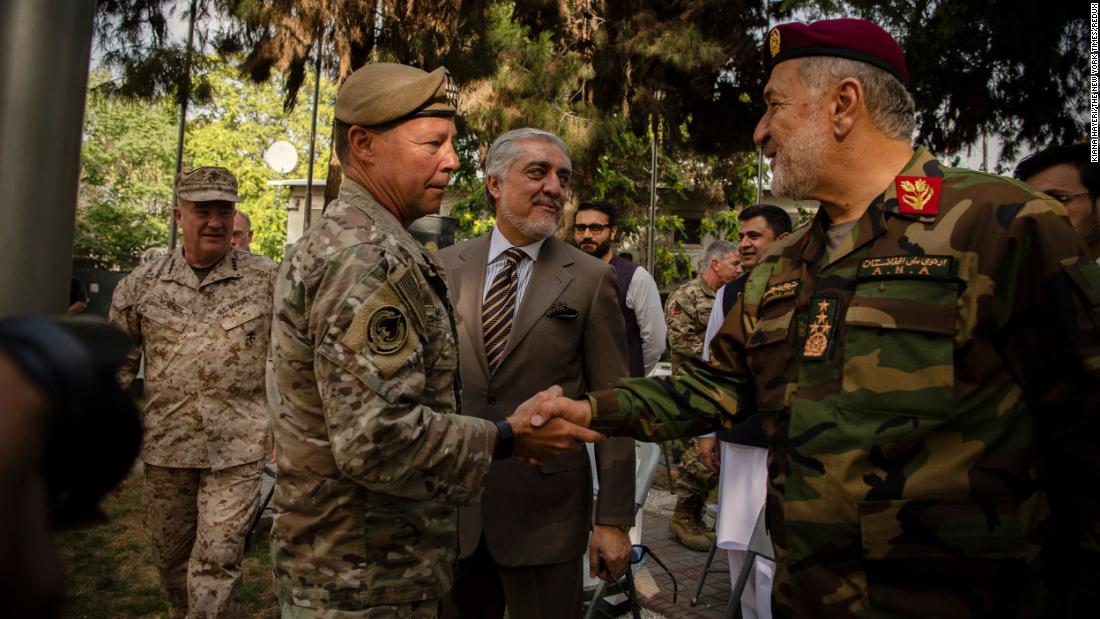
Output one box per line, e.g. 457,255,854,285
175,166,241,203
335,63,459,126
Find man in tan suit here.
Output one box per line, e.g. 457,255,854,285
439,128,635,618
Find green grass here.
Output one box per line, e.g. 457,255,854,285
55,468,279,618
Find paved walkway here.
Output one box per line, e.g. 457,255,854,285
630,491,732,619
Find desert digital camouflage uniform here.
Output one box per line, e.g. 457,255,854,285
270,178,497,616
585,148,1100,617
663,277,718,510
110,246,276,617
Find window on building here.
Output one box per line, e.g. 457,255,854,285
675,217,703,245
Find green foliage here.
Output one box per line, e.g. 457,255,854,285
700,210,742,242
76,72,176,268
654,246,696,289
77,60,337,266
782,0,1087,161
184,59,337,261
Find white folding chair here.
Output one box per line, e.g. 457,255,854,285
584,442,662,619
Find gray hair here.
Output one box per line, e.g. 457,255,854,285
235,209,251,232
796,56,916,141
700,239,738,271
483,128,570,207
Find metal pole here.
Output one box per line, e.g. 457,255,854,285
0,0,96,315
305,23,324,231
756,145,764,204
169,0,199,250
647,123,658,273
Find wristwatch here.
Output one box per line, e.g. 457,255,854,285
493,418,514,460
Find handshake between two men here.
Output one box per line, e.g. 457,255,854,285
502,385,599,464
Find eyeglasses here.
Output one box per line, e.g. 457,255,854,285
1048,191,1093,203
573,223,608,234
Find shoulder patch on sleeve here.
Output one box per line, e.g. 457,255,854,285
341,281,420,379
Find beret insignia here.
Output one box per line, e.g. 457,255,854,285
444,72,460,109
769,28,781,58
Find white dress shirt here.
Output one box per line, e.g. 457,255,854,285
482,226,547,308
624,266,666,375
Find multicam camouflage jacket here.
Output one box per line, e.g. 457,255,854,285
270,179,496,612
588,148,1100,617
664,276,717,371
110,247,275,469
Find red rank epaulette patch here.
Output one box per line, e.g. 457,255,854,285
895,176,943,216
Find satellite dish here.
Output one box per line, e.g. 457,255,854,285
264,140,299,173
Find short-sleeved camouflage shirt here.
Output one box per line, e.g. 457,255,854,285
270,179,495,611
109,247,276,469
664,276,717,371
587,148,1100,616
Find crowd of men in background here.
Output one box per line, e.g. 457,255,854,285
88,15,1100,619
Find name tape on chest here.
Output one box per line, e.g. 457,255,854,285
761,279,800,306
857,255,955,280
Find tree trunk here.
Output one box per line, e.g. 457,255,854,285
323,122,342,211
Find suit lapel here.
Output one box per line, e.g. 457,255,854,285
499,238,573,366
452,235,492,380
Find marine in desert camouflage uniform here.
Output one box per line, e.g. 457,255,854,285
270,62,600,618
664,239,740,550
110,166,276,618
540,18,1100,617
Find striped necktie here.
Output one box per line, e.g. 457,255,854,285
482,247,525,373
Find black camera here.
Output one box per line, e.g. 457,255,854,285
0,317,141,527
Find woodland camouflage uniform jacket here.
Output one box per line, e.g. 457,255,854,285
270,179,496,612
587,148,1100,617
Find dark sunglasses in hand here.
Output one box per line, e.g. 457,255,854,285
573,223,608,234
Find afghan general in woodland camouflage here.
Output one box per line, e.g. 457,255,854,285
584,148,1100,615
536,18,1100,618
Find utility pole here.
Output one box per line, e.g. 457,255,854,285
304,21,324,230
647,122,658,274
169,0,199,250
0,0,96,315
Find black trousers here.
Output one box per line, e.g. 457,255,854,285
444,535,582,619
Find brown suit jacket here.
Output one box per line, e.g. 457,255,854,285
438,234,635,567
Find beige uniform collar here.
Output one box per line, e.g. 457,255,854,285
339,178,440,272
161,246,241,290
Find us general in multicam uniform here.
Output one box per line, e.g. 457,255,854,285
270,179,497,617
586,148,1100,617
109,246,276,615
663,277,718,503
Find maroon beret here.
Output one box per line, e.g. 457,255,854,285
763,18,908,86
